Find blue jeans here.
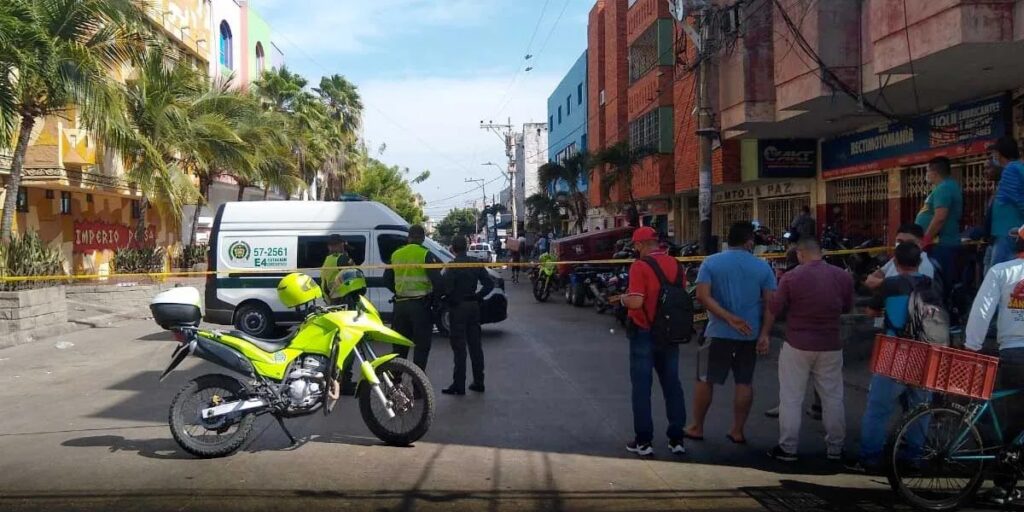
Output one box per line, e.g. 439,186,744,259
992,236,1017,268
860,374,930,465
928,244,957,294
629,330,687,444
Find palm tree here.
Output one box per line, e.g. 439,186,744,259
589,141,654,216
524,192,559,235
0,0,147,241
538,151,592,234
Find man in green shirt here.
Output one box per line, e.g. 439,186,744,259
915,156,962,297
320,234,353,304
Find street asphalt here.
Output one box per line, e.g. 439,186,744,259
0,274,1006,511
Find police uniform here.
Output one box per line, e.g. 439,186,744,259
321,248,355,390
442,254,494,393
384,242,443,370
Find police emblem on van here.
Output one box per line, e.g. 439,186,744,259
228,241,251,262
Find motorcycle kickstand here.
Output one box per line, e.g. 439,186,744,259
274,415,297,446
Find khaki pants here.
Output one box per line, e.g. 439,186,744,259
778,343,845,455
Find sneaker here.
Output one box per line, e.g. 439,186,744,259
844,460,882,475
764,405,780,418
468,382,485,393
626,440,654,456
826,450,844,462
668,439,686,455
983,487,1022,506
767,445,798,462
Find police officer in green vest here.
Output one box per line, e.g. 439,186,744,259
383,225,444,370
321,234,356,393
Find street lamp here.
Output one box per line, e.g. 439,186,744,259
481,162,508,179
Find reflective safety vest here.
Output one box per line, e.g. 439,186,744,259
321,253,350,299
392,243,431,298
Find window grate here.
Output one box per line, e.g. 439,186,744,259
827,173,889,243
762,195,810,240
629,109,659,152
628,24,658,83
713,201,753,241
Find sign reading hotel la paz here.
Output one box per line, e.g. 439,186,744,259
822,94,1009,178
758,139,817,178
73,221,156,253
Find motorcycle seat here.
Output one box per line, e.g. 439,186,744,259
227,330,296,353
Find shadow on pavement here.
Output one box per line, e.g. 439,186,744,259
742,479,1012,512
60,435,191,460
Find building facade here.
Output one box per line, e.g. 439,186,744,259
546,50,590,233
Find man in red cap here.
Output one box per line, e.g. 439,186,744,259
619,226,688,456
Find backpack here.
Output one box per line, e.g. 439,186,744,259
901,276,950,346
642,256,695,345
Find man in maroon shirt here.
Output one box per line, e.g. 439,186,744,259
620,227,688,457
763,238,854,462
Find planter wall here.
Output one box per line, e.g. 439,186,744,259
0,286,68,347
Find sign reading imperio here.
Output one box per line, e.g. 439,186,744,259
822,94,1010,178
73,221,156,253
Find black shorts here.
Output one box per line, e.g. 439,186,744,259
696,338,757,385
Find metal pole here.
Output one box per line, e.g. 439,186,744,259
480,120,517,239
465,178,487,242
697,47,714,255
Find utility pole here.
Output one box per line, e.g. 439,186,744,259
480,118,517,239
465,178,488,243
670,0,717,255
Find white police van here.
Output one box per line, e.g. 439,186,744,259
204,199,507,337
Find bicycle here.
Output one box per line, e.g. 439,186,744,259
885,388,1024,510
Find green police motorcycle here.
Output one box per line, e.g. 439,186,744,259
150,272,435,458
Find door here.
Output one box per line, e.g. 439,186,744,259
371,232,409,315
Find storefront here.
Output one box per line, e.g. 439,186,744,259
712,180,814,242
821,93,1009,243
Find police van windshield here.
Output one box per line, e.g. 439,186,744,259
423,238,454,262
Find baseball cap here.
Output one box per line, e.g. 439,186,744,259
988,136,1020,160
632,226,658,243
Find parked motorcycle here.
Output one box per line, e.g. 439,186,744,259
532,252,563,302
151,272,435,458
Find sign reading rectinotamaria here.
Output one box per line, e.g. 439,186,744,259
73,221,156,253
821,94,1010,178
758,139,817,178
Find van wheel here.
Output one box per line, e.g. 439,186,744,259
435,308,451,338
234,302,275,338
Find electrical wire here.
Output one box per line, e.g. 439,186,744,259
494,0,573,117
902,0,922,116
488,0,553,119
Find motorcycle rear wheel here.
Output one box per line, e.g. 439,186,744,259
169,374,256,458
359,358,435,446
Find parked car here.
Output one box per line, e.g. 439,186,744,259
467,242,497,263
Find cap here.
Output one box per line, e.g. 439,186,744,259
328,234,344,244
988,136,1021,160
632,226,658,243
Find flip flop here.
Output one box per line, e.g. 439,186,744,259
726,434,747,445
683,432,704,441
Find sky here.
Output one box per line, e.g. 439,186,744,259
250,0,592,220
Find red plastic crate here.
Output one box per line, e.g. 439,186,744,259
870,334,1000,400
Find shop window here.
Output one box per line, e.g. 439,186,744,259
296,234,367,271
960,158,994,229
60,192,71,215
16,188,28,212
761,196,810,241
827,173,889,243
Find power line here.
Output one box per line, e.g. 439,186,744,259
489,0,552,119
423,175,505,207
901,0,922,116
494,0,573,117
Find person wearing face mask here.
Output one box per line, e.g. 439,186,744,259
864,223,936,290
989,136,1024,267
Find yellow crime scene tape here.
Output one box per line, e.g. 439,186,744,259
0,244,902,283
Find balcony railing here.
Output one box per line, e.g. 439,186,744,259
20,166,132,192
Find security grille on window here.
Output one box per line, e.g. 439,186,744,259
60,191,71,215
713,201,753,241
16,188,28,213
902,158,990,230
762,195,810,240
629,109,659,151
628,24,658,83
680,197,699,242
827,174,889,243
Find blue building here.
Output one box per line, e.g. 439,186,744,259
546,51,588,195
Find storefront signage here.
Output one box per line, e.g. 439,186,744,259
822,94,1010,178
758,139,817,178
714,181,811,203
222,236,297,269
73,220,156,253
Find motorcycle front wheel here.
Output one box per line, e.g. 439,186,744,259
169,374,256,458
533,276,551,302
359,357,435,446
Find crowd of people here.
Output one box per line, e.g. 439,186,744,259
620,136,1024,505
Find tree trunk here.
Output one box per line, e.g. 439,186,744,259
237,181,246,201
1,115,37,242
188,176,210,247
134,195,150,248
263,187,269,200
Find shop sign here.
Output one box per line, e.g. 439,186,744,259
758,139,817,178
73,220,156,253
222,236,297,269
713,181,811,203
822,94,1010,178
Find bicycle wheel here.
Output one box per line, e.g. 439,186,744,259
886,404,986,511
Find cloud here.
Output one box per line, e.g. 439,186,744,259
253,0,496,55
358,71,561,212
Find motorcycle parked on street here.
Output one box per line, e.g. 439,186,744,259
151,272,435,458
531,252,564,302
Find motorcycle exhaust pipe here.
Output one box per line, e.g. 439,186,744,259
201,398,269,419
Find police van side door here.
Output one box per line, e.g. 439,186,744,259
371,231,411,316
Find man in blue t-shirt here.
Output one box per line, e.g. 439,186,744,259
684,222,777,444
989,136,1024,266
915,156,962,296
848,242,935,474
